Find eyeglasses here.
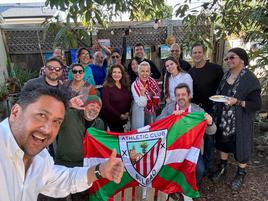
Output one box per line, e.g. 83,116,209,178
81,53,90,57
46,65,62,72
112,55,120,59
224,55,239,62
72,69,84,74
171,50,179,52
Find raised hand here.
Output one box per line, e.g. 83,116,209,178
139,85,146,96
69,94,85,110
100,149,124,184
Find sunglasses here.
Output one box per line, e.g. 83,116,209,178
224,55,239,62
171,50,179,52
72,69,84,74
112,55,120,59
46,65,62,72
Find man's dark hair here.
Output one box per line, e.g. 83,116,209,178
45,56,64,68
191,43,206,53
17,87,69,110
174,83,191,96
134,43,144,49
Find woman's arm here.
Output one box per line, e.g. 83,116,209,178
131,83,147,107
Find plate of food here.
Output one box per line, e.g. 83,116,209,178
209,95,229,102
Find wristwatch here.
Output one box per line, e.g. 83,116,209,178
94,164,103,179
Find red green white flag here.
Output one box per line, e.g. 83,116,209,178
83,112,207,200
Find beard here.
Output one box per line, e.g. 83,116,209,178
95,61,103,67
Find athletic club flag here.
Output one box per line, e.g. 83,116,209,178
83,112,207,200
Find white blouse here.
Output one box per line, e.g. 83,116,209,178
168,72,193,101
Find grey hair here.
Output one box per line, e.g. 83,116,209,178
93,51,102,60
137,61,151,73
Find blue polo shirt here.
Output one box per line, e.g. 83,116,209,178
89,59,108,85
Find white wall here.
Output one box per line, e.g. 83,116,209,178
0,30,8,84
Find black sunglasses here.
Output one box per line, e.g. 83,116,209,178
112,55,120,59
46,65,62,72
72,69,84,74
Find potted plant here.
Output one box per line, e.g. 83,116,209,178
0,84,9,101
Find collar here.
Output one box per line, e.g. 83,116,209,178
0,118,24,160
174,103,192,112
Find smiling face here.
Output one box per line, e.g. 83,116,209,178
72,65,84,82
191,45,205,64
224,52,244,70
131,59,138,73
9,95,65,159
111,52,121,65
53,48,63,60
84,102,101,121
111,67,122,82
165,59,179,76
94,51,104,66
170,44,181,60
138,64,151,82
79,49,92,65
44,60,63,82
175,87,191,109
134,45,145,59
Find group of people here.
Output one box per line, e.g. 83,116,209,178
0,40,262,201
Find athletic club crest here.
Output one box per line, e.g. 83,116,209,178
119,129,167,187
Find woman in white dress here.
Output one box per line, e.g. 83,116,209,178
131,61,160,130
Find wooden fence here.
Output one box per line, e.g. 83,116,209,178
113,187,176,201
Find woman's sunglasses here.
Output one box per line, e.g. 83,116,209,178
72,69,84,74
112,55,120,59
223,55,238,62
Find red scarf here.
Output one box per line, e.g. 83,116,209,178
133,77,160,113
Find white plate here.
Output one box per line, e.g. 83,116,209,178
209,95,229,103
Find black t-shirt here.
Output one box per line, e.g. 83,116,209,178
189,61,223,113
179,59,192,72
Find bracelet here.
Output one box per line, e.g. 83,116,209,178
94,164,103,179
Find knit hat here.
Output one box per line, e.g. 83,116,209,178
84,95,102,107
228,47,249,66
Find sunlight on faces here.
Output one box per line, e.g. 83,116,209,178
44,60,63,81
53,48,63,60
94,52,104,66
79,49,91,65
224,52,244,69
175,87,191,109
134,46,144,59
9,96,65,159
165,60,179,76
131,59,138,73
112,67,122,82
170,43,181,59
72,65,84,81
191,46,205,64
84,102,101,121
138,63,151,82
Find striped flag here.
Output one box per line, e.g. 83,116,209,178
83,112,207,201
